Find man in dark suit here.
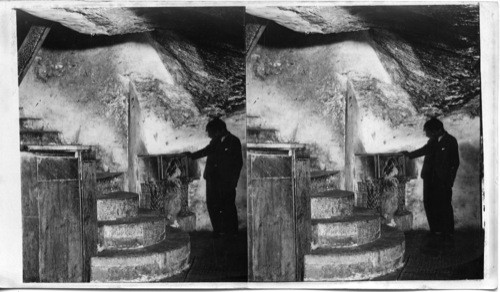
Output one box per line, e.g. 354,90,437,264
402,118,460,241
187,118,243,238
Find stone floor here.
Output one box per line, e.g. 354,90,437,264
376,229,484,280
161,230,248,282
162,228,484,282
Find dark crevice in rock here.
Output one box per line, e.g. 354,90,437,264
369,27,480,117
257,21,362,49
40,23,146,51
346,6,480,117
346,5,479,49
132,7,245,51
151,28,244,117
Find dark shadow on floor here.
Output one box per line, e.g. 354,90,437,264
375,228,484,280
161,229,248,282
162,228,483,282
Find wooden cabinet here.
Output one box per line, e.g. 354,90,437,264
247,143,311,281
21,146,97,282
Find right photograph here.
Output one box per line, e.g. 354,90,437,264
245,5,483,282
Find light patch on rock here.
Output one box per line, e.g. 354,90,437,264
113,40,175,85
329,40,392,84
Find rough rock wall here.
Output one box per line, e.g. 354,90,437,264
247,29,396,171
248,24,481,229
369,28,480,117
19,25,246,230
151,29,245,117
19,30,132,175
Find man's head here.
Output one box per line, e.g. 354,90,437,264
423,117,445,139
206,117,227,139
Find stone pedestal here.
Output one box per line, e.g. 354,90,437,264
91,192,190,282
304,189,405,281
177,212,196,231
394,210,413,231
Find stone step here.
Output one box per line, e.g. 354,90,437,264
393,210,413,231
96,172,125,181
310,190,354,219
310,170,341,192
246,115,265,128
247,127,279,143
304,225,405,281
311,208,381,249
97,192,139,221
20,129,61,145
177,211,196,232
96,172,125,194
19,117,45,130
91,226,190,282
310,170,340,179
98,216,167,251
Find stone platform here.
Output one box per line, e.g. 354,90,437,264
177,211,196,231
311,208,381,249
91,192,190,282
304,189,405,281
394,210,413,231
97,216,167,251
305,225,404,281
310,190,354,219
97,192,139,221
92,227,190,282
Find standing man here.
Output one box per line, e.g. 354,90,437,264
402,118,460,243
186,117,243,238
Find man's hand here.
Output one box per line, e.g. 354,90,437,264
400,151,410,157
182,151,193,159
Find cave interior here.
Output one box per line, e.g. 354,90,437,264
14,5,484,283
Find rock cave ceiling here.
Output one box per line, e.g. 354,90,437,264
247,6,480,117
18,7,245,116
19,5,480,117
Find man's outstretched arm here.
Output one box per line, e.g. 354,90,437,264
187,140,214,160
401,143,429,159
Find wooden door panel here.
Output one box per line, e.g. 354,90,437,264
294,158,311,280
38,180,82,282
37,157,78,181
21,154,39,282
250,155,292,178
81,161,97,282
250,178,295,281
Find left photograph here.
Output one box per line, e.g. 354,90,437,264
17,7,246,283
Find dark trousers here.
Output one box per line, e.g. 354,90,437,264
206,179,238,234
423,179,454,234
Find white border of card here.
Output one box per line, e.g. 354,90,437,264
0,0,497,290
